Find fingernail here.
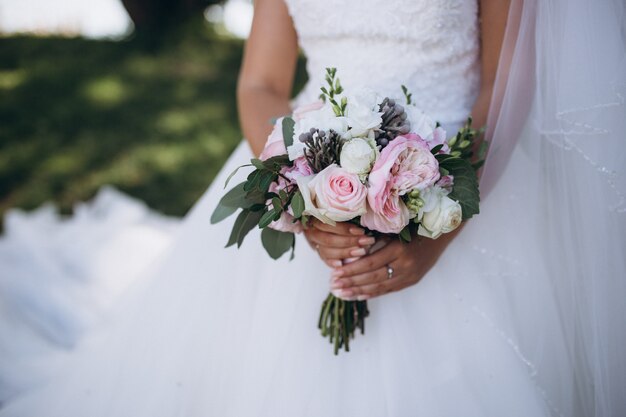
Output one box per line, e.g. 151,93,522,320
330,280,344,290
349,227,365,235
331,269,343,278
358,237,376,246
343,257,359,264
349,248,366,257
330,260,342,267
357,295,370,301
336,289,353,298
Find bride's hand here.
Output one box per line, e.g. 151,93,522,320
304,220,376,268
329,229,460,300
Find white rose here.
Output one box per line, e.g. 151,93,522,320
418,194,462,239
344,92,383,138
339,137,378,176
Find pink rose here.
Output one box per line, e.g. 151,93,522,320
362,134,439,234
296,165,367,224
283,156,313,183
259,117,286,161
266,175,302,233
436,175,454,191
293,100,324,121
369,134,440,198
269,211,302,233
360,186,410,234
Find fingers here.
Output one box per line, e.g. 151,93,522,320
310,219,365,236
331,265,388,292
332,240,401,278
317,246,369,265
305,227,375,249
340,276,413,300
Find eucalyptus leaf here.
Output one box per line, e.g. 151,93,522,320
223,164,252,189
258,170,276,192
261,227,295,260
226,209,263,248
271,197,282,211
291,190,305,218
259,209,277,228
251,158,265,170
282,117,295,149
262,154,290,171
244,170,262,192
210,203,238,224
219,182,253,208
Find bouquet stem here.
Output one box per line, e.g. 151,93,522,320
318,293,369,355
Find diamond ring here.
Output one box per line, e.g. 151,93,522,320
387,265,394,280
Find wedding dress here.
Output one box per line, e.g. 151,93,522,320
1,0,625,416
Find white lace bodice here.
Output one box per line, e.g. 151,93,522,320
285,0,480,127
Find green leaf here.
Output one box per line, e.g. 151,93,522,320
261,228,295,260
210,204,238,224
226,209,264,248
219,182,253,208
431,144,443,154
291,190,305,218
258,170,276,192
244,169,263,191
271,197,282,211
477,140,489,160
399,227,412,242
282,117,295,149
259,209,277,228
262,154,290,171
223,164,252,189
251,158,265,170
436,155,480,220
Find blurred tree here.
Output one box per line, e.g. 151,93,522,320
121,0,222,45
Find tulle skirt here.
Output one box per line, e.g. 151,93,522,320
0,136,604,416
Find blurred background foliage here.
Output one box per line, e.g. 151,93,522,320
0,1,307,224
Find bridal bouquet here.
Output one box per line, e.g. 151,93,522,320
212,68,485,354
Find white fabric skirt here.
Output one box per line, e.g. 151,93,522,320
0,138,571,416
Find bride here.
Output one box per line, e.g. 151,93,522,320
1,0,625,416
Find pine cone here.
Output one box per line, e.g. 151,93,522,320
375,98,411,148
299,128,344,173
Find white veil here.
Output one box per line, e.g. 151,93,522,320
483,0,626,415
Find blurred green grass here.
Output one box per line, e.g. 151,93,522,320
0,27,306,222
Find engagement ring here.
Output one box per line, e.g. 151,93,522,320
387,265,394,280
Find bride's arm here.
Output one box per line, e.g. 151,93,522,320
324,0,512,300
237,0,299,156
470,0,510,129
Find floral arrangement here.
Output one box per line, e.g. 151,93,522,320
212,68,486,354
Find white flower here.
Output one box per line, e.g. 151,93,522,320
288,103,350,161
405,105,437,139
418,193,463,239
294,103,349,138
287,140,306,161
405,105,449,152
339,137,378,176
344,91,383,138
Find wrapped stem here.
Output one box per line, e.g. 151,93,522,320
318,293,370,355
